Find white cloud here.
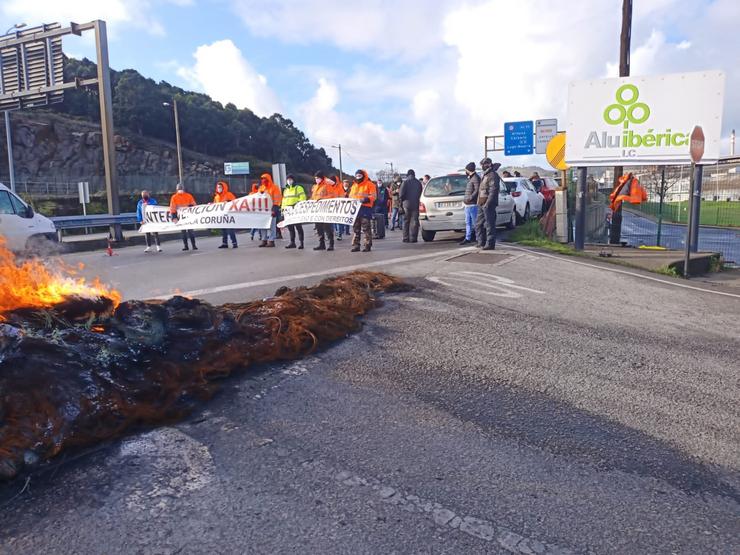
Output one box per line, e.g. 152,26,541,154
177,40,281,117
0,0,169,37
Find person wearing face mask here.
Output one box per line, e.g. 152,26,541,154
461,162,480,245
282,174,307,249
311,171,339,251
258,173,283,247
349,169,377,252
213,181,238,249
476,158,502,250
136,190,161,253
169,183,198,251
390,176,403,231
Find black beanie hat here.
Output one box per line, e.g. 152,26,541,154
465,162,476,172
314,171,325,179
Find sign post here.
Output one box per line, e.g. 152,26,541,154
78,181,90,234
683,126,705,278
536,119,558,154
224,161,250,176
504,121,534,156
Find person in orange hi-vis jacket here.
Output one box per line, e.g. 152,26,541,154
169,183,198,251
311,171,340,251
349,169,377,252
213,181,238,249
257,173,282,248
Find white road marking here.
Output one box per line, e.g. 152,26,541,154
152,248,477,300
507,245,740,300
427,270,544,299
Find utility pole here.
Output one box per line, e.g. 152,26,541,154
385,162,394,178
4,112,15,193
332,144,343,180
731,129,736,156
609,0,632,245
164,99,184,185
2,23,25,193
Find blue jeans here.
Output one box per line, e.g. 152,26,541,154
335,223,350,236
464,204,478,240
391,207,403,229
267,207,281,240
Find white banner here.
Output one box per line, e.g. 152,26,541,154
140,194,273,233
278,198,362,228
566,70,725,166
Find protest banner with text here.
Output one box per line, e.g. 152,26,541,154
278,198,361,228
140,193,273,233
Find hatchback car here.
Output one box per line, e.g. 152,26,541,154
502,177,544,224
419,174,516,242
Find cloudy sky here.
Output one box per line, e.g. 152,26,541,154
2,0,737,175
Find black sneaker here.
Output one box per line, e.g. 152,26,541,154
313,244,326,251
362,246,371,252
218,244,229,249
351,246,361,252
192,246,198,250
182,246,189,251
298,243,304,250
326,244,334,251
285,243,296,249
232,244,238,249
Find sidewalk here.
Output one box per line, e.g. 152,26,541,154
578,244,719,275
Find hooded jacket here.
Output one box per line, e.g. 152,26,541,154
399,175,422,208
258,173,283,206
169,190,197,214
213,181,236,204
478,163,501,207
349,170,377,209
136,196,157,223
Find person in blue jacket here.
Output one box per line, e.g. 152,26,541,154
136,190,162,252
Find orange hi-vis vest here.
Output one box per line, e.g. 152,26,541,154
169,191,196,214
312,178,340,200
258,173,283,207
213,181,236,203
349,170,377,208
609,173,647,212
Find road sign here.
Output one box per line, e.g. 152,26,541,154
546,134,569,170
504,121,533,156
535,119,558,154
690,126,704,163
78,181,90,204
224,161,250,175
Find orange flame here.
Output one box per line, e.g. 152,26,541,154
0,237,121,318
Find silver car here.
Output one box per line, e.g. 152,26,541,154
419,173,517,242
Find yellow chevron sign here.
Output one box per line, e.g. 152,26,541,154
546,133,569,170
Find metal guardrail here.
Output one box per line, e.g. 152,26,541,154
50,213,138,229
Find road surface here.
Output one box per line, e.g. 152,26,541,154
1,230,738,554
622,210,740,264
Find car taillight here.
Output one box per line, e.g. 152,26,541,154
419,202,426,213
511,191,522,197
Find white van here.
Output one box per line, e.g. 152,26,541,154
0,182,57,252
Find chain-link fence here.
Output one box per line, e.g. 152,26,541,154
583,157,740,266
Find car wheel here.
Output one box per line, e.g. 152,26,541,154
506,209,516,229
421,230,436,242
516,204,530,225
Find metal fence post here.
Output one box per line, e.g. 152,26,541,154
689,165,703,253
575,167,587,250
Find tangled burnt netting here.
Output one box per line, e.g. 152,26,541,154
0,271,412,481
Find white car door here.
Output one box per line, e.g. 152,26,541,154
0,189,30,251
523,180,543,214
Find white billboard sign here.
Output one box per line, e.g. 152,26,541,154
566,70,725,166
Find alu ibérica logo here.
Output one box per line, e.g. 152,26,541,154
585,83,689,152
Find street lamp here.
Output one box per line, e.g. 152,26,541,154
385,162,394,178
3,23,26,193
163,100,184,185
331,144,343,181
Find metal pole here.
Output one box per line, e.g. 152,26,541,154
575,167,587,250
174,99,184,185
338,144,343,181
689,164,703,253
4,111,15,193
683,163,695,277
731,129,735,156
94,20,122,241
656,167,665,246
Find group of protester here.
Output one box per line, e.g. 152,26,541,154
136,169,432,253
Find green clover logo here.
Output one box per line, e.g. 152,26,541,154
603,84,650,129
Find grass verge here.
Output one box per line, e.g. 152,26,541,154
507,220,576,255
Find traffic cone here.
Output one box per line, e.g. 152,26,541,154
106,235,118,256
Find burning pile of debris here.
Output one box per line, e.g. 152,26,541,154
0,240,411,481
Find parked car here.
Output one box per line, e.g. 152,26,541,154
0,182,57,252
539,177,559,210
502,177,544,224
419,173,517,242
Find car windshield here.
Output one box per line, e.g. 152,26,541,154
424,175,467,197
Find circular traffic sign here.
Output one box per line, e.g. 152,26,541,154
546,133,569,170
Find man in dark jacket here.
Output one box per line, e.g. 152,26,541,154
461,162,480,245
399,169,422,243
475,158,501,250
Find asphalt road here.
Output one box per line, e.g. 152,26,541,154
1,228,738,554
622,210,740,264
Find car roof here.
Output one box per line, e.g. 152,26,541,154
0,182,8,192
